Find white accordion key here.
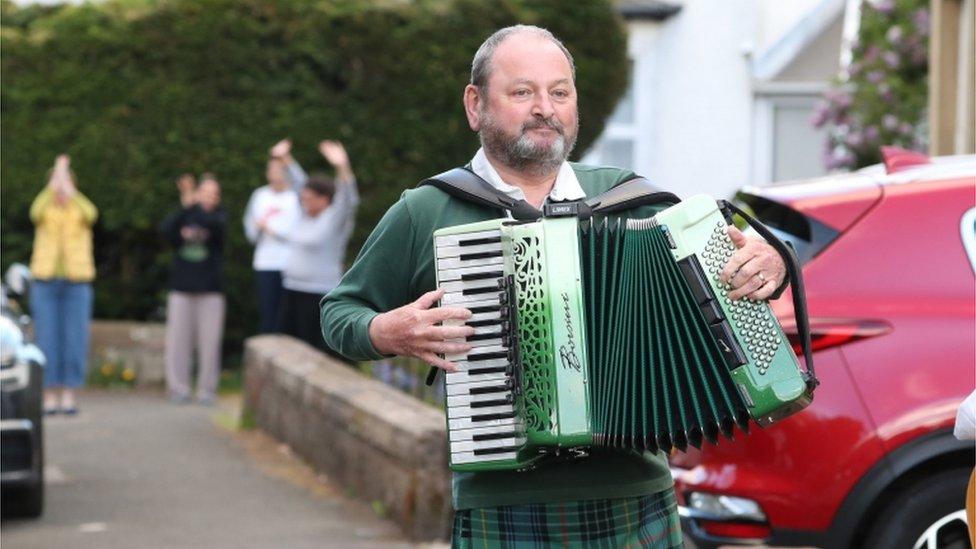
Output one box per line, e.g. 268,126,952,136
437,263,504,282
445,378,510,396
439,277,501,294
443,310,501,328
445,369,509,386
448,414,518,431
434,242,502,259
451,450,519,465
446,392,511,408
448,415,518,431
446,343,508,363
446,402,514,419
434,229,502,248
450,437,526,454
462,336,504,350
449,423,521,441
442,289,502,305
436,255,504,271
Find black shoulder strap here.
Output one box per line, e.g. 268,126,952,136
418,167,542,221
586,176,681,214
718,200,818,392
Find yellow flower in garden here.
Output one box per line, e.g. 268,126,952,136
121,368,136,382
101,364,115,377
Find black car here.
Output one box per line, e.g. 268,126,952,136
1,264,45,518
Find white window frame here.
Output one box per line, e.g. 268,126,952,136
751,82,828,185
583,23,659,177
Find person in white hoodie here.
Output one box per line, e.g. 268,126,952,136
256,140,359,353
243,139,304,333
955,389,976,545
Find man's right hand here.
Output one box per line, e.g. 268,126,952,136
269,138,292,160
176,174,196,207
368,288,475,372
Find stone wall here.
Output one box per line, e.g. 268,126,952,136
89,320,167,386
242,335,452,541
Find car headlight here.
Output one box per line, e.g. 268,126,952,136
0,316,24,368
687,492,767,522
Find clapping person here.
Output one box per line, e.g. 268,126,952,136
29,154,98,415
243,139,303,334
160,173,227,405
260,140,359,353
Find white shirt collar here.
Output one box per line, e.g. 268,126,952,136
469,148,585,206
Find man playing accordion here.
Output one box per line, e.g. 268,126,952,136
321,25,789,548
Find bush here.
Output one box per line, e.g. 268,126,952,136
0,0,629,353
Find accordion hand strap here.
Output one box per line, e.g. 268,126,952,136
419,167,542,221
718,200,818,390
586,177,680,214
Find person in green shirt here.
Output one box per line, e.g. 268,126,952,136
321,25,788,548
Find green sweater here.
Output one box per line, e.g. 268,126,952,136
321,163,675,510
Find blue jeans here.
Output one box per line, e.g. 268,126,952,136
30,279,93,388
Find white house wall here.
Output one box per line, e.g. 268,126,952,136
643,0,756,199
584,0,841,199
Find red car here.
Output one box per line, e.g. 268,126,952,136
672,151,976,549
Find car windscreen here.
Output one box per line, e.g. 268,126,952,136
733,192,840,265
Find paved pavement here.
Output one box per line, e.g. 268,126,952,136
1,389,441,549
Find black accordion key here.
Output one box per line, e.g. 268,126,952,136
677,257,712,305
709,320,748,369
699,299,725,324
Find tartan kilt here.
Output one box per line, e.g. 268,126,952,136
452,489,683,549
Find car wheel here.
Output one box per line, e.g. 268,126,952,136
3,477,44,518
863,468,972,549
23,361,45,517
3,362,45,518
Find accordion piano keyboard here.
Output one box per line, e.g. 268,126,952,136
435,229,526,465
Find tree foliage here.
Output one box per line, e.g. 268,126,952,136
1,0,629,350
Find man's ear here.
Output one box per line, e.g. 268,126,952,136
463,84,483,131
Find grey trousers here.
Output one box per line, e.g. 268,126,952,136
164,292,225,399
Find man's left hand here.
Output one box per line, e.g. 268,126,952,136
719,226,786,301
319,140,349,168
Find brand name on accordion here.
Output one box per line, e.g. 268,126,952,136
558,292,582,373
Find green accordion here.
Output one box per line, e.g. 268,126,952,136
434,194,816,472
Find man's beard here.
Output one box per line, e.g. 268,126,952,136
479,108,578,177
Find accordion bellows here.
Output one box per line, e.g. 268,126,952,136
435,194,814,472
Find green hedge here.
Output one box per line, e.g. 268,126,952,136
0,0,629,353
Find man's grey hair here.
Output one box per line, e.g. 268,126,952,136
470,25,576,93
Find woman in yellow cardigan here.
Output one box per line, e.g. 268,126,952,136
29,154,97,415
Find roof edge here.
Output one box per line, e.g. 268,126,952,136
617,1,682,21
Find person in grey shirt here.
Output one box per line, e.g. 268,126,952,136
257,140,359,352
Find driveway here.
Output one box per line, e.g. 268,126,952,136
1,389,439,549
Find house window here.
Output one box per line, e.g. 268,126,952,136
609,73,635,125
583,60,637,170
753,93,830,184
772,100,828,181
595,138,634,170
